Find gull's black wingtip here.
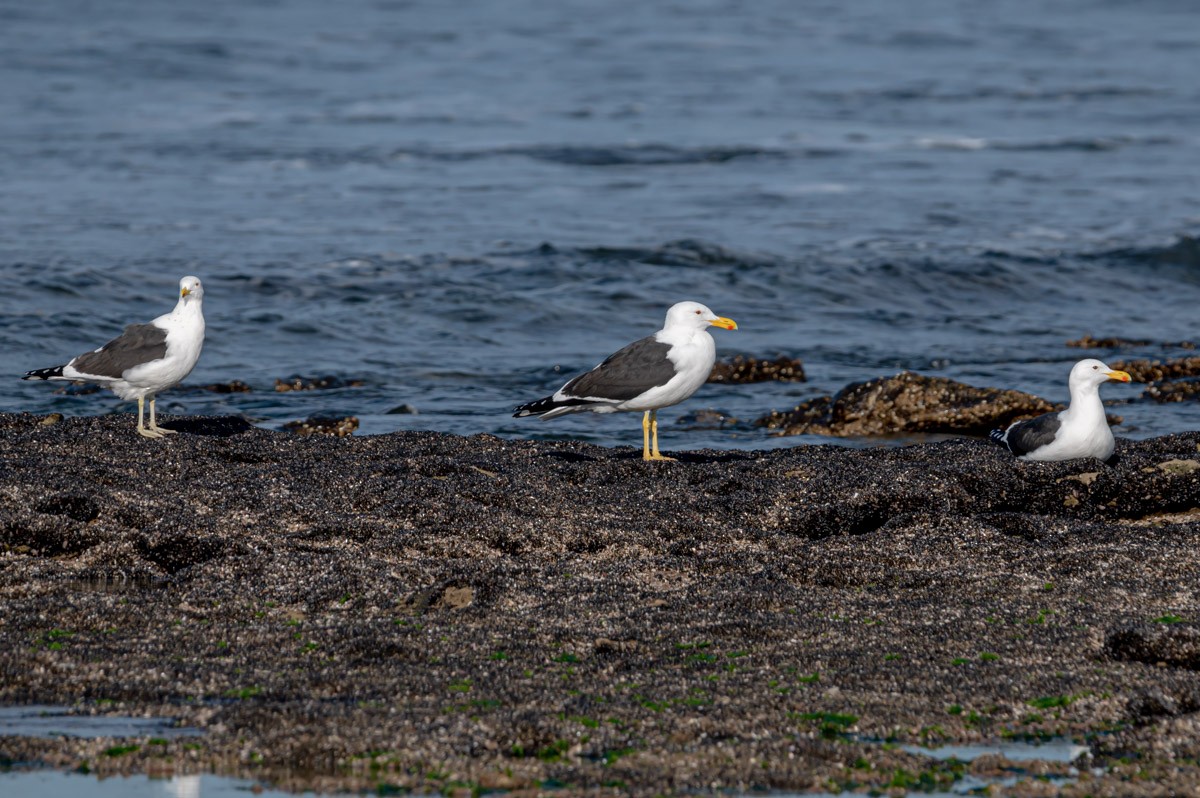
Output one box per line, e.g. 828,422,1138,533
513,395,560,418
23,365,65,381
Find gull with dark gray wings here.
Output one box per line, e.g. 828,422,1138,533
23,276,206,438
514,301,737,461
990,358,1132,462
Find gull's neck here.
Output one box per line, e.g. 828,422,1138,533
173,297,202,317
658,323,710,346
157,296,204,329
1063,380,1104,422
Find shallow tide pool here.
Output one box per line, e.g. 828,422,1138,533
0,771,338,798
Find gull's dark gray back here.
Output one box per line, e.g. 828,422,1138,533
564,336,676,401
1004,412,1062,456
71,323,168,379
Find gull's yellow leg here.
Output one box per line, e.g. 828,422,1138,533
148,396,176,434
647,409,676,462
641,410,652,460
136,396,162,439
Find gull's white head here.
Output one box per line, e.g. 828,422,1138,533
664,301,738,332
179,275,204,303
1068,358,1132,392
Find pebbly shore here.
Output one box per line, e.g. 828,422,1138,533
1,412,1199,796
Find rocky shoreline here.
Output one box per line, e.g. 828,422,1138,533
2,412,1200,796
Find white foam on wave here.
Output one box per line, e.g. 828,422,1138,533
915,136,988,150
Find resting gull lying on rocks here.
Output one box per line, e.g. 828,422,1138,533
990,358,1132,462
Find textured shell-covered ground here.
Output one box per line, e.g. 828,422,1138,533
1,412,1199,796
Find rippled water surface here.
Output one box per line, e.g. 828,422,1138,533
0,771,323,798
2,0,1198,449
0,706,199,739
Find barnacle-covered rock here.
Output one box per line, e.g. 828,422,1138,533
757,371,1058,437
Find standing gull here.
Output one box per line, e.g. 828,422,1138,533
513,301,737,461
23,276,206,438
990,358,1132,462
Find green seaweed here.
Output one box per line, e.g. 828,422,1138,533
103,744,139,757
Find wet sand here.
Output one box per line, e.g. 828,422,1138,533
1,412,1199,796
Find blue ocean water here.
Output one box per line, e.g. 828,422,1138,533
1,0,1198,449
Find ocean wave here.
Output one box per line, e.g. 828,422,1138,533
816,84,1162,104
568,239,781,269
493,143,790,166
990,135,1175,152
1092,236,1200,268
406,142,814,166
914,134,1174,153
142,142,828,169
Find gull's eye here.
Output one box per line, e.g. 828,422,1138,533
695,309,701,314
1093,365,1098,370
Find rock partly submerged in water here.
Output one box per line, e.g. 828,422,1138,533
1113,357,1200,405
1144,378,1200,404
2,412,1200,795
274,375,365,392
1067,334,1196,351
1067,333,1153,349
281,415,359,436
757,370,1060,437
188,380,253,394
674,407,738,429
1112,356,1200,383
708,355,806,384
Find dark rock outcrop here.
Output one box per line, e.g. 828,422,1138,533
1112,357,1200,404
1145,377,1200,403
708,355,806,384
274,375,365,392
1067,334,1152,349
2,413,1200,795
281,415,359,436
1106,624,1200,670
756,371,1058,437
1111,356,1200,384
191,380,253,394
